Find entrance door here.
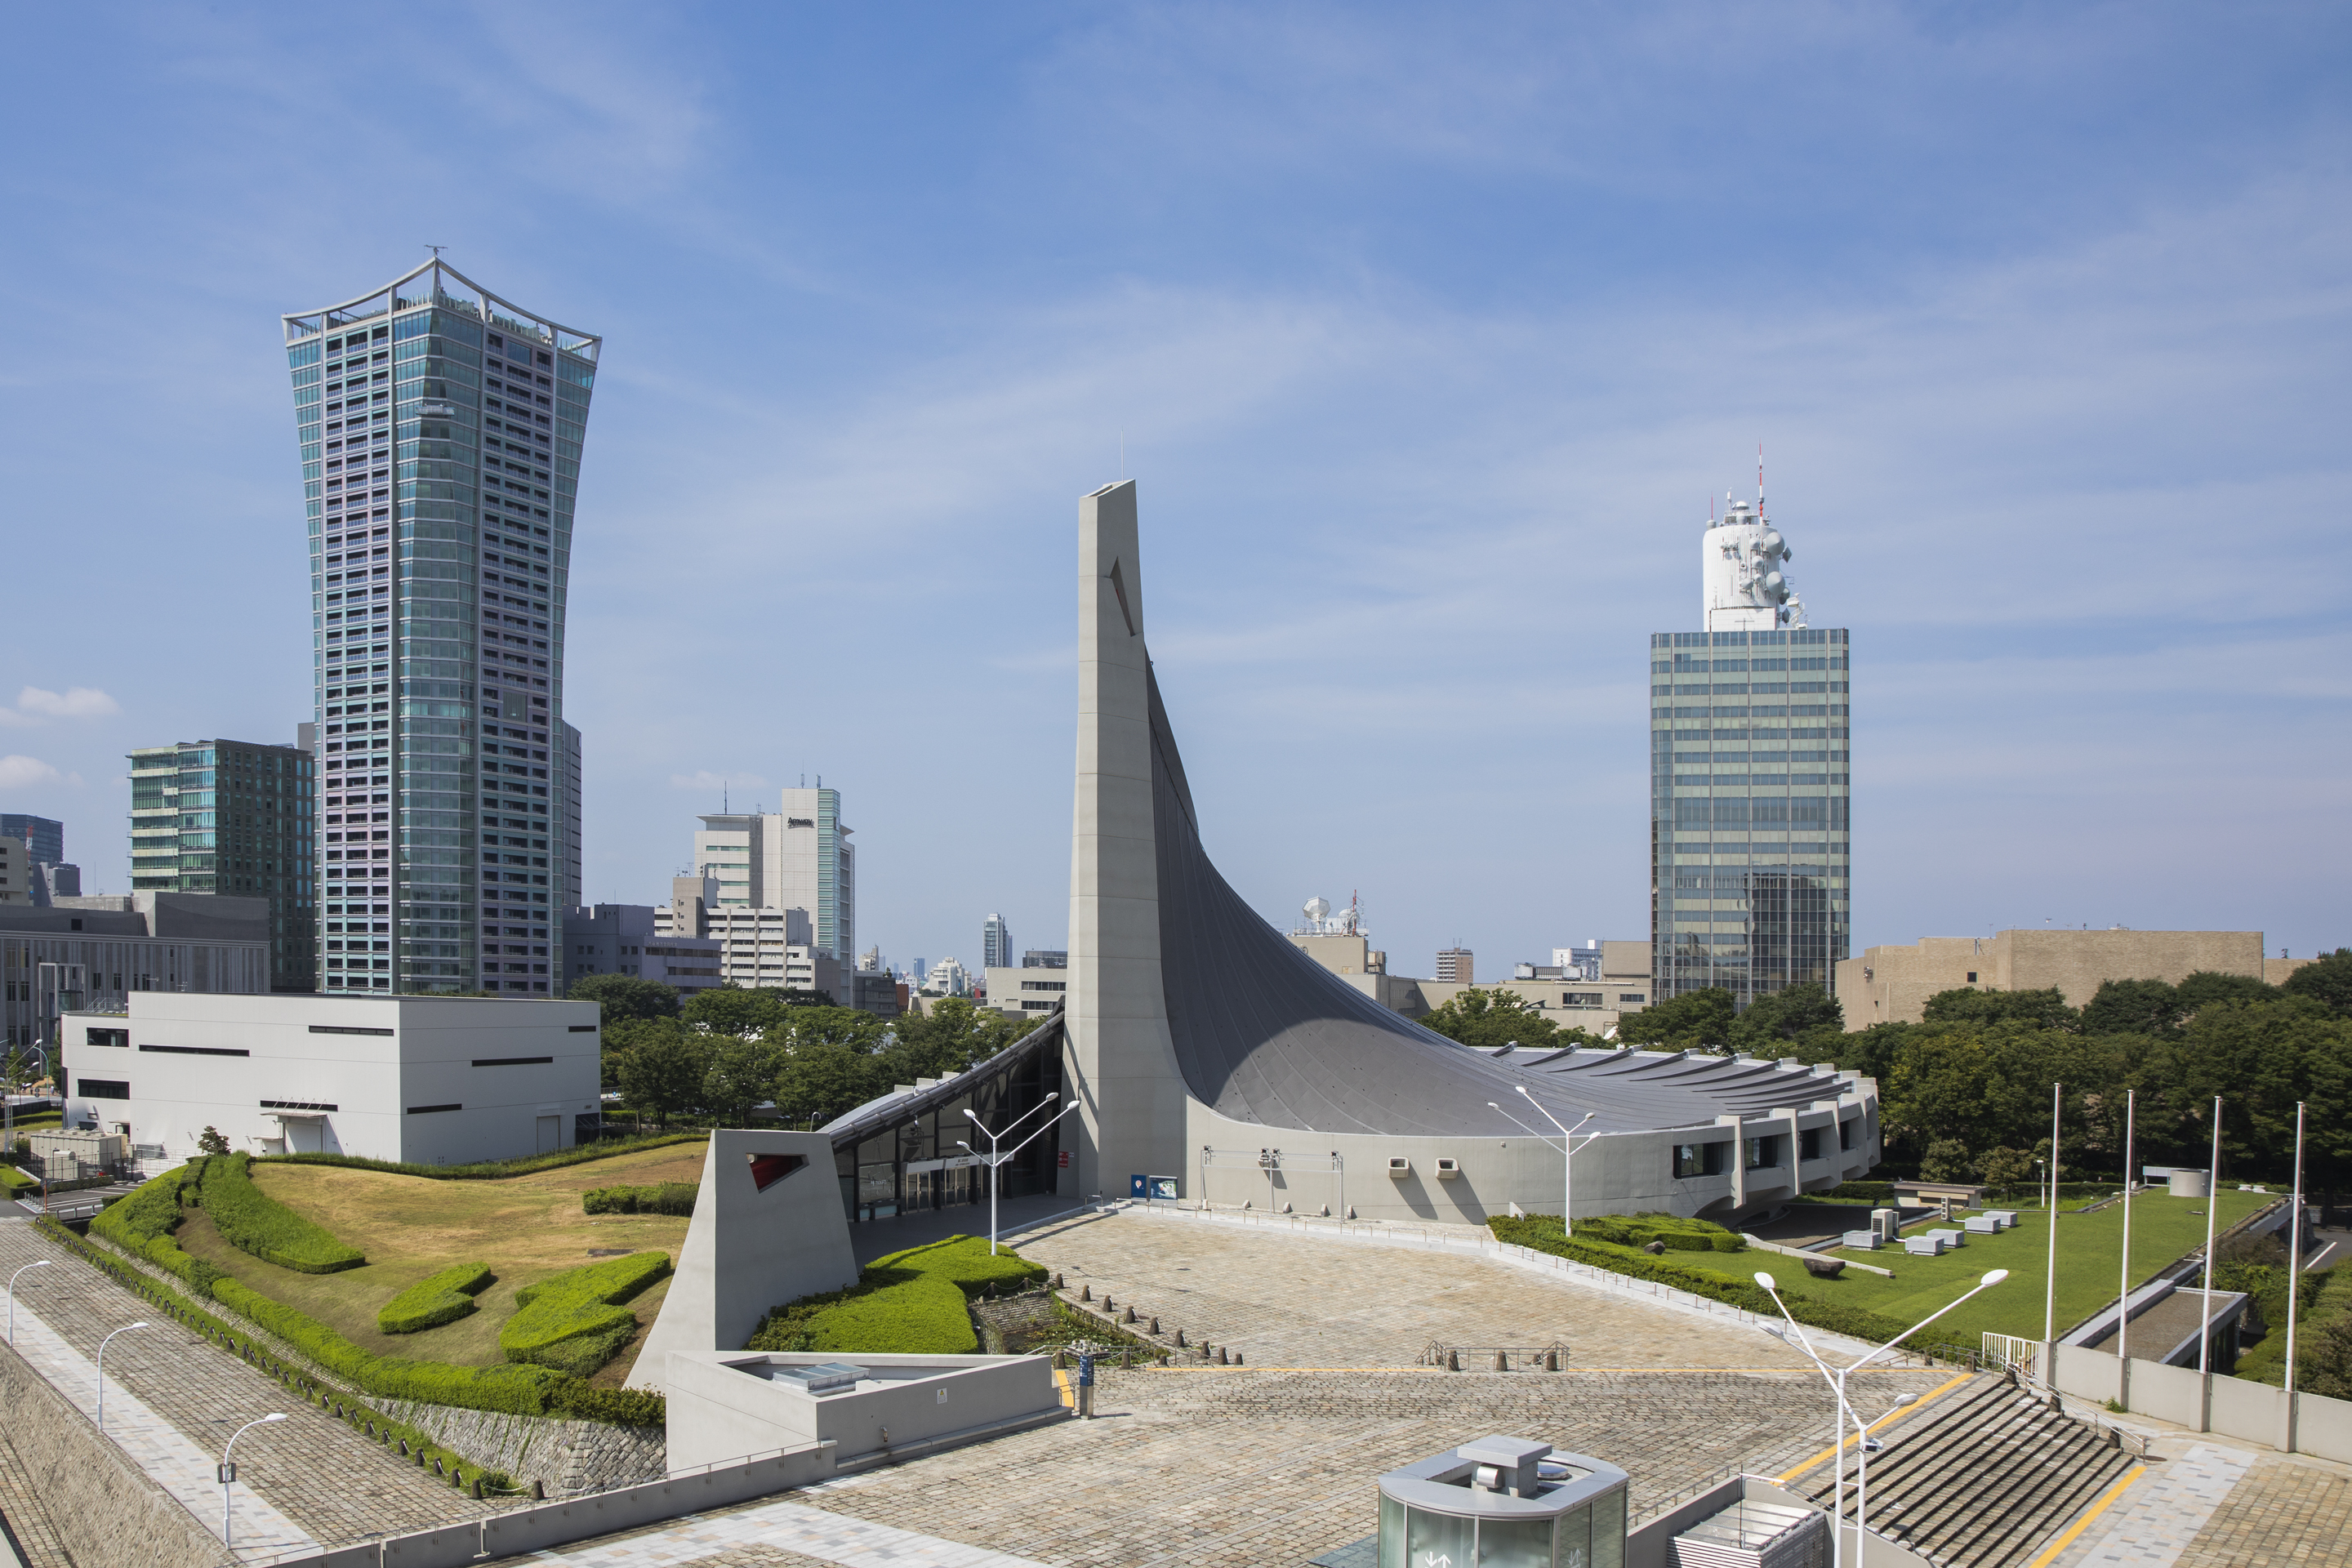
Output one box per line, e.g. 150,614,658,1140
287,1120,323,1155
535,1116,560,1154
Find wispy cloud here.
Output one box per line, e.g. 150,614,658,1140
13,686,120,722
0,756,63,791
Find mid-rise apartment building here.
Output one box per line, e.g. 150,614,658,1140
657,877,841,998
687,786,854,963
283,258,595,998
127,739,317,991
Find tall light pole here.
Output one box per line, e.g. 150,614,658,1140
2198,1095,2222,1374
7,1259,50,1345
1503,1085,1597,1231
1757,1267,2009,1568
94,1321,148,1433
220,1412,287,1549
956,1095,1080,1255
2285,1102,2307,1399
2117,1089,2136,1367
2044,1082,2062,1349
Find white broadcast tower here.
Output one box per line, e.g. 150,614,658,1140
1702,457,1807,632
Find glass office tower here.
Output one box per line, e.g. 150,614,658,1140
1650,496,1851,1007
127,739,317,990
283,261,596,995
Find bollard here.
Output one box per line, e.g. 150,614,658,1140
1544,1350,1560,1372
1121,1306,1137,1324
1494,1351,1508,1372
1080,1285,1092,1302
1174,1330,1187,1348
1149,1316,1160,1334
1053,1272,1065,1289
1217,1348,1228,1365
1101,1295,1114,1312
471,1478,483,1499
1232,1352,1244,1365
1446,1349,1461,1373
532,1480,546,1501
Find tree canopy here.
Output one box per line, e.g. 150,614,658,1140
565,973,679,1023
1418,989,1561,1051
1615,987,1737,1050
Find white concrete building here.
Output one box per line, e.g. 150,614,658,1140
985,965,1067,1018
685,787,855,963
657,880,842,998
58,993,600,1163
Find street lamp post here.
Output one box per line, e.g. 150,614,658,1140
1755,1267,2010,1568
1493,1086,1597,1231
220,1412,287,1549
956,1095,1081,1255
94,1321,149,1433
7,1259,51,1344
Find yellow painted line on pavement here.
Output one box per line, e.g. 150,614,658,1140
1052,1366,1073,1408
1778,1371,1974,1483
2025,1463,2146,1568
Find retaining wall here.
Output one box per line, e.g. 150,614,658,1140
0,1330,231,1568
2048,1342,2352,1461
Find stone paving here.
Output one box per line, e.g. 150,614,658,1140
1009,1209,1819,1370
2170,1455,2352,1567
0,1218,487,1557
2051,1442,2252,1568
525,1494,1047,1566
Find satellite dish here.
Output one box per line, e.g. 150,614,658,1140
1303,897,1330,924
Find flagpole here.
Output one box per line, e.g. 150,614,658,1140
2117,1089,2136,1369
2044,1082,2062,1345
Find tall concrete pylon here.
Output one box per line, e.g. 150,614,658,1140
1066,480,1191,1198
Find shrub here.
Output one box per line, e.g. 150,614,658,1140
501,1252,671,1373
1490,1216,1916,1345
377,1263,494,1334
258,1130,705,1183
1824,1182,1897,1203
746,1234,1043,1356
550,1382,666,1426
582,1182,698,1216
187,1155,367,1274
1576,1213,1744,1254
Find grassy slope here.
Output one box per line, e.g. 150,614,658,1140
1643,1188,2275,1347
182,1139,706,1387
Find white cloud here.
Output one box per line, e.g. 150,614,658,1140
0,756,62,791
13,686,120,721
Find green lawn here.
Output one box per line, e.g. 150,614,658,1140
1656,1188,2276,1347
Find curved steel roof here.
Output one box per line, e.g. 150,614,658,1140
1147,666,1845,1138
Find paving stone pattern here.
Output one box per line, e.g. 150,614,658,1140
2051,1441,2252,1568
2167,1456,2352,1568
1013,1210,1818,1370
782,1365,1951,1568
0,1218,487,1554
531,1494,1047,1566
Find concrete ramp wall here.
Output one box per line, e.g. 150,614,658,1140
2049,1342,2352,1462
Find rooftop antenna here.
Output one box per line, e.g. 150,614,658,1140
426,244,447,259
1757,442,1765,510
723,783,728,813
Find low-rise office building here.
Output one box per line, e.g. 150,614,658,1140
1836,929,2310,1027
3,893,271,1049
562,904,724,996
59,993,599,1163
658,877,843,998
986,965,1069,1018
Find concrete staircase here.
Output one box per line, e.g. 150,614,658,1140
1788,1375,2137,1566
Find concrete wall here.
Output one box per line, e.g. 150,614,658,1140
0,1325,231,1568
59,992,598,1163
2049,1342,2352,1463
1065,480,1192,1199
664,1352,1060,1472
1839,929,2274,1027
1184,1076,1877,1224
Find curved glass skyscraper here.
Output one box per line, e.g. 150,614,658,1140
283,261,597,995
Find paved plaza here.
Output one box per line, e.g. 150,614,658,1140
1006,1209,1822,1370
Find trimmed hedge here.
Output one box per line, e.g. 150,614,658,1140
501,1251,671,1375
582,1183,697,1216
261,1131,705,1183
187,1154,368,1273
747,1234,1045,1356
1489,1216,1918,1346
377,1263,494,1334
1575,1213,1744,1253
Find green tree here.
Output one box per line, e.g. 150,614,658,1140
1417,989,1561,1051
566,973,680,1023
614,1021,710,1128
681,985,795,1037
773,1037,889,1126
1975,1146,2034,1189
884,998,1029,1083
197,1126,231,1156
768,1005,889,1054
1919,1138,1972,1183
1728,982,1843,1053
702,1036,782,1128
1615,987,1737,1051
1921,987,2077,1031
2172,970,2278,1018
2079,978,2180,1037
2283,948,2352,1015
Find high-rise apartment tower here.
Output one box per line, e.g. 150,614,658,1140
982,913,1012,971
1650,487,1850,1007
127,740,317,990
283,260,596,996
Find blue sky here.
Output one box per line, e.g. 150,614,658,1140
2,2,2347,983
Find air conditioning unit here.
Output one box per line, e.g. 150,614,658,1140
1434,1157,1462,1180
1387,1156,1411,1178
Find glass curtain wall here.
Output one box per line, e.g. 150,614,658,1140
1650,627,1851,1007
283,261,598,995
833,1040,1064,1223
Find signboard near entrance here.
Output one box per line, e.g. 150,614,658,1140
1130,1174,1179,1202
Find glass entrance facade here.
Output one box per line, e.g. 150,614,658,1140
828,1021,1065,1223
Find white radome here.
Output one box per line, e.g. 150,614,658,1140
1704,496,1806,631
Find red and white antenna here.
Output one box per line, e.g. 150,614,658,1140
1757,442,1765,509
